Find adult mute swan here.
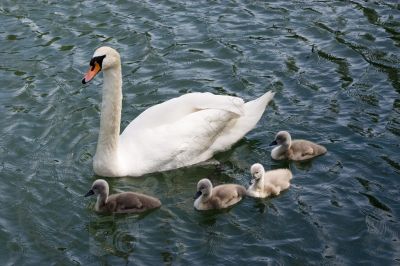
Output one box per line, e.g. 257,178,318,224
82,46,275,177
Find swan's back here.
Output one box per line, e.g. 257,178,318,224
121,92,245,135
118,91,274,176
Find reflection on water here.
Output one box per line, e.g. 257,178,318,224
88,217,138,260
0,0,399,265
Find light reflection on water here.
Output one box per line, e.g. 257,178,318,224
0,0,399,265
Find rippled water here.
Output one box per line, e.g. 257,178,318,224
1,0,399,265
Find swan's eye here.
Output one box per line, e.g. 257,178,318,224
90,55,106,70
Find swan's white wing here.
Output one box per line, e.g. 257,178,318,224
206,90,275,151
121,92,244,135
119,108,238,175
117,91,274,176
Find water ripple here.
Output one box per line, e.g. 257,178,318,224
0,0,400,265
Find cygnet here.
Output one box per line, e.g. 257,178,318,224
194,178,246,210
84,179,161,213
270,131,327,161
247,163,292,198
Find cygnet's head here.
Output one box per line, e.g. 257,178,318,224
194,178,213,199
250,163,265,183
84,179,109,197
270,131,291,146
82,46,121,84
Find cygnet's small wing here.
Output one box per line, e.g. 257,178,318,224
213,184,246,208
112,192,160,213
290,140,327,160
265,184,280,196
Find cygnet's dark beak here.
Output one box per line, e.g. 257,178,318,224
194,191,202,199
269,140,278,146
84,189,95,197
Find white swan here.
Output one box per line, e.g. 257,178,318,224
82,46,275,177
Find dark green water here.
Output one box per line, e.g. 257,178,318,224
1,0,400,265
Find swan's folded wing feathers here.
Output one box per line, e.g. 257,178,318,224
172,109,237,166
122,92,244,135
121,108,237,173
118,91,274,176
186,92,245,116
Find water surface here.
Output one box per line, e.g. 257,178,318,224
0,0,399,265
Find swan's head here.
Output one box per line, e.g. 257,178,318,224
84,179,109,197
269,131,291,146
82,46,121,84
194,178,213,199
250,163,265,183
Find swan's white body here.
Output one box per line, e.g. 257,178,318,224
84,47,275,177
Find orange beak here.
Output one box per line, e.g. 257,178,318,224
82,62,101,84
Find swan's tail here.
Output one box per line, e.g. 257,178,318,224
210,91,275,152
243,90,275,123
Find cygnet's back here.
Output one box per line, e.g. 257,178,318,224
263,169,292,191
105,192,161,213
289,139,327,161
212,184,246,208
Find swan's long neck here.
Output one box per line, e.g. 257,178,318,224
94,65,122,175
